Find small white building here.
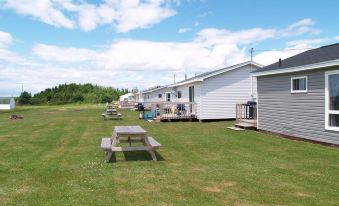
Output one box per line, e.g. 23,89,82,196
134,92,144,103
0,97,16,110
119,93,136,108
141,86,173,103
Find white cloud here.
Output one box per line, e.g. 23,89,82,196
32,44,96,63
0,31,13,48
287,38,331,48
2,0,75,29
0,18,328,95
31,18,321,73
178,28,192,33
279,18,320,37
1,0,177,32
253,37,338,66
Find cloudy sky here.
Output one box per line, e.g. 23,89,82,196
0,0,339,96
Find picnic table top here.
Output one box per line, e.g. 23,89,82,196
114,125,147,135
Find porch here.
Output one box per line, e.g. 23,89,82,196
143,102,197,121
235,102,257,129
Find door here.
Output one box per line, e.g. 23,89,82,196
166,93,171,102
189,86,195,113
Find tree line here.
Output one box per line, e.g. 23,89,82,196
18,83,131,105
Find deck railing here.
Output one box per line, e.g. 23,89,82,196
119,101,136,108
142,102,197,120
236,103,257,120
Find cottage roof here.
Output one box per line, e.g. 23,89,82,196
254,43,339,75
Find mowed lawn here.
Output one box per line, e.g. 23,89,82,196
0,105,338,206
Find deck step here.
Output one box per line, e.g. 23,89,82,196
227,127,245,131
235,122,256,129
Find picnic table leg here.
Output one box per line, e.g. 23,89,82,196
105,151,113,163
148,150,157,161
143,136,157,161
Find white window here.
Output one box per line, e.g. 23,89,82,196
325,70,339,131
291,76,308,93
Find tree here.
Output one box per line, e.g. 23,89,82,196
30,83,130,105
18,91,32,105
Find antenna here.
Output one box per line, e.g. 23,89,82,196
250,48,254,61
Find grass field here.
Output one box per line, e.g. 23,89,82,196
0,105,338,205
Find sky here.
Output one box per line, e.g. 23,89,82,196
0,0,339,96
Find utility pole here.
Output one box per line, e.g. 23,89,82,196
174,74,176,83
21,84,23,93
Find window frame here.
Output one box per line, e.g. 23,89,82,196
325,70,339,131
291,76,308,93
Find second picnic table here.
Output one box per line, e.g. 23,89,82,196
101,125,161,162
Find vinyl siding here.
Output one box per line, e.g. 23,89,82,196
143,87,172,103
171,83,202,118
257,67,339,145
0,104,11,110
200,65,257,119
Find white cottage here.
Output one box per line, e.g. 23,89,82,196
167,61,263,120
141,86,173,103
0,97,16,110
119,93,136,108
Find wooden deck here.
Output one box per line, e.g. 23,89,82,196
235,103,257,129
142,102,197,121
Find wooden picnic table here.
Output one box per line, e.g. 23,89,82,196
101,125,161,162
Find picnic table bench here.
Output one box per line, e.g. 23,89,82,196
101,108,122,120
100,126,161,162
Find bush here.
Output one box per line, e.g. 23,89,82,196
18,91,32,105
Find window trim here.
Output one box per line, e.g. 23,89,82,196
325,70,339,131
291,76,308,93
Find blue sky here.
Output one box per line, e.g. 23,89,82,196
0,0,339,96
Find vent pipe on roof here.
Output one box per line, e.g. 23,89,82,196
185,74,187,80
278,58,282,67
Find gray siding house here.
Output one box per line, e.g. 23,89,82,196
253,44,339,145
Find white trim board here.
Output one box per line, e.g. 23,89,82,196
325,70,339,132
169,61,263,87
291,76,308,93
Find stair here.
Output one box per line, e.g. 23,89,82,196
234,117,257,129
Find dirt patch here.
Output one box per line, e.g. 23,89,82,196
118,189,136,195
222,181,237,187
9,114,24,120
203,186,221,193
295,192,311,197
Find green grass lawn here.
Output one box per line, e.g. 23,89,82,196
0,105,338,205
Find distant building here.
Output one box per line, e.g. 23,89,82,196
0,97,16,110
119,93,136,108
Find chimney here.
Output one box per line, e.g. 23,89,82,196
278,58,282,67
185,74,187,80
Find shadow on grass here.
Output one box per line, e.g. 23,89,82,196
107,151,164,163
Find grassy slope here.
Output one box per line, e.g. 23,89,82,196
0,105,338,206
